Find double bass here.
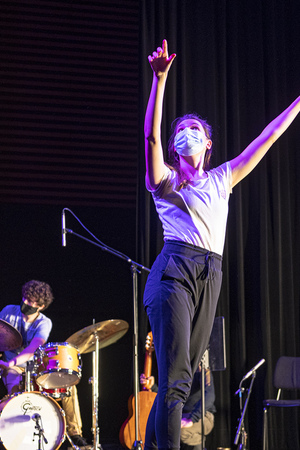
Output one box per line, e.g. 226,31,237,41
119,332,157,449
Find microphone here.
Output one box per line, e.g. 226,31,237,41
62,209,66,247
241,358,265,382
32,413,41,422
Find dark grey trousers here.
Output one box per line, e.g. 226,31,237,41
143,240,222,450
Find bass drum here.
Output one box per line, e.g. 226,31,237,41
0,391,66,450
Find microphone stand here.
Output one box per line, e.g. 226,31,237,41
33,416,48,450
200,360,206,450
63,216,150,450
234,373,256,449
200,350,209,450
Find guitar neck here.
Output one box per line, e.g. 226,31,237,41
142,331,154,391
143,350,152,379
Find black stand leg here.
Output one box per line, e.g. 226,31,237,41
131,264,143,450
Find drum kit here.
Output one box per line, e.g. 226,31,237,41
0,318,129,450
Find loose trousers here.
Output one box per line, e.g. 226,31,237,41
143,241,222,450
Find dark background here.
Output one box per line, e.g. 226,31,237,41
1,1,300,449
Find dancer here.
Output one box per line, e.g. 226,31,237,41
143,39,300,449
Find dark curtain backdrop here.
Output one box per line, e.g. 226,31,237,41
138,1,300,449
0,1,299,450
0,1,139,447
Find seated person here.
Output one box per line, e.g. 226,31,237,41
0,279,91,449
180,366,216,450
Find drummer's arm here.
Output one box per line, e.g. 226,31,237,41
7,337,46,368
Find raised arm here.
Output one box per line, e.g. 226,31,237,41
144,39,176,190
230,96,300,187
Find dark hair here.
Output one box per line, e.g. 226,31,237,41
22,280,54,311
167,113,213,177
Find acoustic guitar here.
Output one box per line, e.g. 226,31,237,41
119,332,157,449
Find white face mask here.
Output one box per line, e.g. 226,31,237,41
174,128,207,156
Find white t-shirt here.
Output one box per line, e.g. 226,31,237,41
148,162,232,255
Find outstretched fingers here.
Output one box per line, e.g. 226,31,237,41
148,39,176,74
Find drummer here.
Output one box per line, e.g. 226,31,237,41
0,279,53,393
0,279,91,449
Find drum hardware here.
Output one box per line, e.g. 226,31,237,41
67,319,129,450
1,312,119,448
19,368,71,401
24,360,36,392
0,314,129,450
65,433,80,450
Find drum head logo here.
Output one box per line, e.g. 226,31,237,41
21,399,42,414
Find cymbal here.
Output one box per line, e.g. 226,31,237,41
0,319,23,351
66,319,129,354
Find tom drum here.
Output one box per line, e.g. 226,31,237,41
35,342,81,389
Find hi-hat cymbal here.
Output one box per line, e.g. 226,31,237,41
66,319,129,354
0,319,23,351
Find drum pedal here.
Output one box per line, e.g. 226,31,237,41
65,432,80,450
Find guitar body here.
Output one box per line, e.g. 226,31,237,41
119,332,156,449
119,390,157,449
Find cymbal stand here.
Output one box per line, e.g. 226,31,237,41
90,324,101,450
62,208,150,450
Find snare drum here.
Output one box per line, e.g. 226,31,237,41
42,387,71,400
35,342,81,389
19,371,70,400
0,391,66,449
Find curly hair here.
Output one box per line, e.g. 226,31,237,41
22,280,54,311
167,113,213,185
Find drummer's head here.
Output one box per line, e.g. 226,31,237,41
22,280,54,311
